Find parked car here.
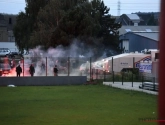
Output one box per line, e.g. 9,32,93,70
0,63,11,76
9,51,23,58
0,48,11,57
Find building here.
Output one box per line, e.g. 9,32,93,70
0,14,8,41
116,14,141,26
116,13,159,26
119,26,159,53
0,13,18,51
0,13,17,42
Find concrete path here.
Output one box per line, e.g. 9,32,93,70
103,82,158,95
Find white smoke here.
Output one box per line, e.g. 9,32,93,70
29,39,95,58
24,39,97,76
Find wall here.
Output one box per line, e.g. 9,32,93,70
128,34,158,52
0,76,87,86
0,27,8,42
120,33,158,52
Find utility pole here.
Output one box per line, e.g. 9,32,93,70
117,0,121,16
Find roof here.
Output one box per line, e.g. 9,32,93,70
119,26,159,35
126,14,140,20
120,32,159,41
102,53,151,61
103,53,130,61
133,32,159,41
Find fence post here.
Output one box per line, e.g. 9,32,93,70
68,57,70,76
132,57,135,87
90,57,92,81
142,76,144,89
113,71,114,83
153,77,155,91
46,57,47,76
91,69,93,81
112,57,114,83
122,72,123,85
23,57,24,77
103,71,106,82
133,57,135,68
132,73,133,87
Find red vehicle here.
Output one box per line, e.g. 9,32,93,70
0,63,11,76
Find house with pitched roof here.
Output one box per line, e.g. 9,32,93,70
118,26,159,53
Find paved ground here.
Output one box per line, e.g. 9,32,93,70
103,82,158,95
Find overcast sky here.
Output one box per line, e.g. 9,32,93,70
0,0,160,16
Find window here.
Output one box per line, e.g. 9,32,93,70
125,29,131,32
9,17,12,24
146,29,152,32
123,40,129,52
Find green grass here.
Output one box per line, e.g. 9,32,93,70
0,85,157,125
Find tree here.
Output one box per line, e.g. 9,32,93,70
29,0,63,48
14,0,50,51
91,0,121,56
30,0,100,49
13,12,29,51
147,13,157,26
14,0,122,57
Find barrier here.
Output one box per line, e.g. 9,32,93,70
0,76,87,86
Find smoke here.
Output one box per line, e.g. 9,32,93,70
29,39,96,58
22,39,101,76
3,39,106,77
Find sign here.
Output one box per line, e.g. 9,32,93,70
139,62,152,73
120,62,128,66
135,56,151,68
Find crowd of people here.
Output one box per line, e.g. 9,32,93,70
15,63,58,77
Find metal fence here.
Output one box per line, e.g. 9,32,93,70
1,56,159,89
103,71,158,91
20,57,92,77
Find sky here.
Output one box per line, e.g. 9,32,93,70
0,0,160,16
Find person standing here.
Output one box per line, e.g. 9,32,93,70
53,65,58,76
16,64,22,77
29,64,35,77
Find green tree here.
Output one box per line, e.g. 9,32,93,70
14,0,50,51
14,0,121,57
29,0,63,48
13,12,29,51
147,13,157,26
30,0,100,49
91,0,121,56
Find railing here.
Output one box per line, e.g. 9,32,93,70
103,71,158,91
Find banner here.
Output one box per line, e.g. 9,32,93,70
139,62,152,73
135,56,151,68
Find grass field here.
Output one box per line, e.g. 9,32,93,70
0,84,157,125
